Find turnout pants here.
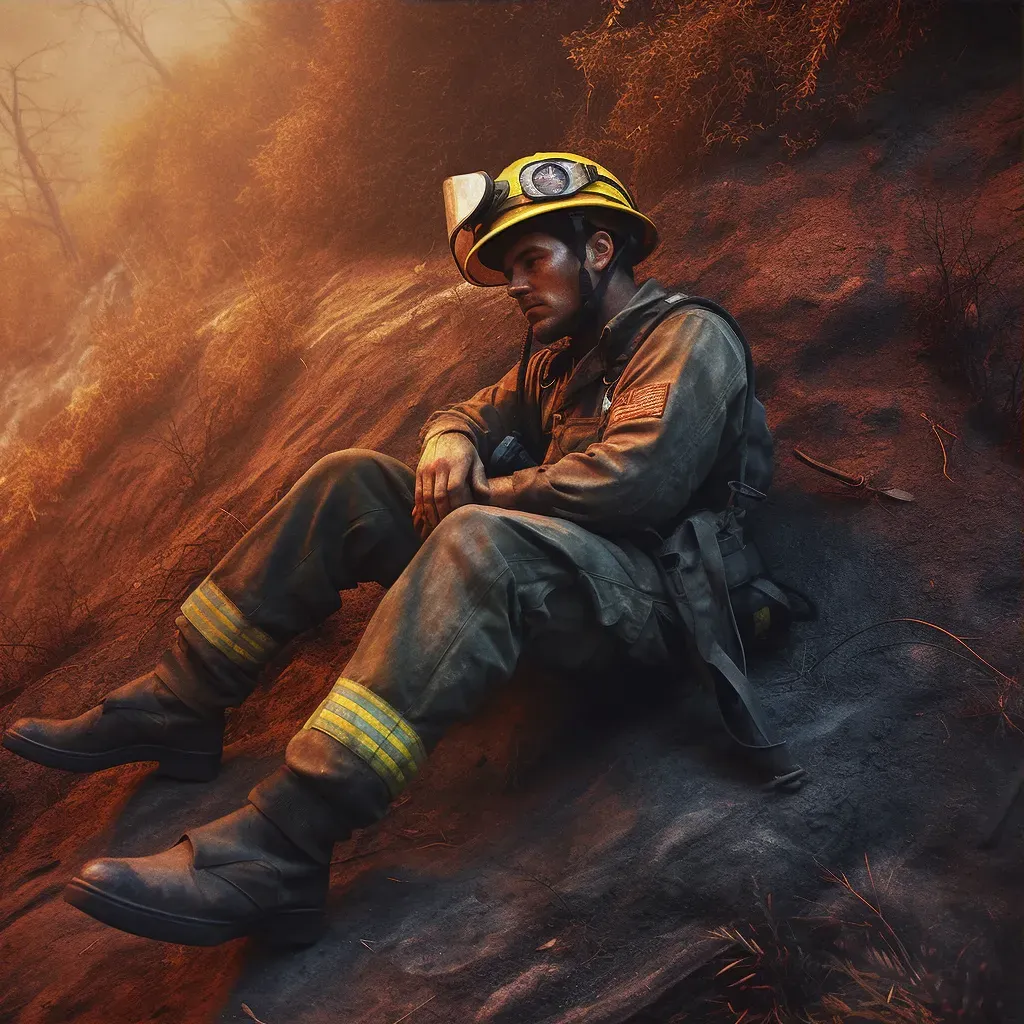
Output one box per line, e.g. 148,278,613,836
165,449,679,861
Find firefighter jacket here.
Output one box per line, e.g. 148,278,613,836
417,278,774,536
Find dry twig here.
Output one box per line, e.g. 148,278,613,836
920,412,957,481
389,994,436,1024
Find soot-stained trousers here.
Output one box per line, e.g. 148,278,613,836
162,279,775,859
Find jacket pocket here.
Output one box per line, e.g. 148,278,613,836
553,415,602,456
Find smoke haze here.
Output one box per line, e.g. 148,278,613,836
0,0,240,187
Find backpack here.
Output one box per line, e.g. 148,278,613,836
625,294,817,790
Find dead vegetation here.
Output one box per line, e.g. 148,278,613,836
665,857,1006,1022
0,559,95,704
912,190,1023,448
0,240,328,553
0,278,201,543
0,0,968,554
195,248,314,438
564,0,935,188
242,1,584,252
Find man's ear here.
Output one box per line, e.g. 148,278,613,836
585,230,615,273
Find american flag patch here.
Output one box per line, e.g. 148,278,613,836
608,382,670,425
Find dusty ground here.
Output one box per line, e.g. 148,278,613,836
0,30,1021,1024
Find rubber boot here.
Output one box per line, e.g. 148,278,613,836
1,639,224,782
64,803,331,947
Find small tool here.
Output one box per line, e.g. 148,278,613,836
792,447,915,502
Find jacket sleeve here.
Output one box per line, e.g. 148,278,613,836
507,309,748,533
417,349,552,464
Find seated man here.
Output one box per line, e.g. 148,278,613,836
2,152,780,948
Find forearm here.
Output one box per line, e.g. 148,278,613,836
418,412,488,455
417,376,521,464
504,413,738,532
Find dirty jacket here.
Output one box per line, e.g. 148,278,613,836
418,279,774,537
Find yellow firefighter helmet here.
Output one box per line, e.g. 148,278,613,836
442,152,658,286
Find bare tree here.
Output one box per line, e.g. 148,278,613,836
76,0,175,87
0,46,80,263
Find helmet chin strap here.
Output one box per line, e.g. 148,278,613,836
570,211,630,337
513,213,631,435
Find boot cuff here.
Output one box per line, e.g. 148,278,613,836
249,766,348,865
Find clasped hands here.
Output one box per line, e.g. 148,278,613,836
412,433,516,540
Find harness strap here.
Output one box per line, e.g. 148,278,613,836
662,513,804,788
672,513,772,744
629,297,805,789
747,577,793,609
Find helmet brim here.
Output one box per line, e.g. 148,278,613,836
462,197,659,287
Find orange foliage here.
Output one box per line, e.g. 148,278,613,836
0,281,201,536
0,221,80,364
245,0,587,251
565,0,935,186
85,6,317,286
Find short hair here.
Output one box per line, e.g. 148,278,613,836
479,209,639,278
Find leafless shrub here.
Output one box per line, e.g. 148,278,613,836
0,559,96,701
912,189,1024,448
146,416,206,490
143,367,225,492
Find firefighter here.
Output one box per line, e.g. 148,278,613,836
2,153,782,947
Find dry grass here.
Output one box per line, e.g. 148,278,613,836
564,0,935,189
0,219,82,365
195,248,316,438
692,857,1004,1023
0,276,201,544
0,0,584,551
0,243,326,554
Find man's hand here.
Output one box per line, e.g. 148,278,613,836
413,432,488,539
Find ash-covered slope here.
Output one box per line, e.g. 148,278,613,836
0,36,1021,1024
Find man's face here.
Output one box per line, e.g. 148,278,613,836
500,230,584,345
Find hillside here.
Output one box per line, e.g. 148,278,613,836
0,11,1021,1024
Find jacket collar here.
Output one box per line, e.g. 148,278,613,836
599,277,673,364
555,278,674,407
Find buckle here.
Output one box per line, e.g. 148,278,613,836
762,767,806,793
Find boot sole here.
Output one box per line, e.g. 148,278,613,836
64,877,326,947
1,730,221,782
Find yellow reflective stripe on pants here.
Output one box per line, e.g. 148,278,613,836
181,579,278,668
305,678,425,798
